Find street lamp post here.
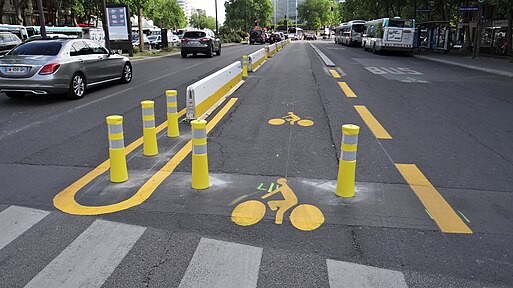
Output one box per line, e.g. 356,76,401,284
215,0,218,34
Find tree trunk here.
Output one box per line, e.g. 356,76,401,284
138,5,144,52
507,9,512,57
0,0,5,23
412,0,417,19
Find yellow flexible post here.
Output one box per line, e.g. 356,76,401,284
242,55,248,77
336,124,360,197
166,90,180,138
106,115,128,183
141,100,158,156
191,120,209,189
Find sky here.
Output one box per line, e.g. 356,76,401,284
189,0,227,25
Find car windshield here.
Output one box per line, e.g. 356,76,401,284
8,41,62,55
184,31,206,38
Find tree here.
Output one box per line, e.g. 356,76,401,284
224,0,273,32
146,0,187,29
190,13,216,30
297,0,335,32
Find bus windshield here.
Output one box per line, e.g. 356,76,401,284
353,24,365,33
388,20,414,28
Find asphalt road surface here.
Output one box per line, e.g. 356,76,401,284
0,41,512,287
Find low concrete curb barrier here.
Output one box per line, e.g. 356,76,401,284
186,61,243,120
248,48,266,72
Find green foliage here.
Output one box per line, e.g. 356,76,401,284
190,13,217,30
146,0,187,29
224,0,273,31
297,0,336,31
218,25,245,43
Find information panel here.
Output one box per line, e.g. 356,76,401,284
106,6,129,40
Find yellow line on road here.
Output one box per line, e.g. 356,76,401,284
53,99,237,215
329,69,341,78
338,82,357,97
395,164,472,234
353,105,392,139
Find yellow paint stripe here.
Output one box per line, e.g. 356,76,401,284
329,69,341,78
338,82,356,97
53,100,236,215
353,105,392,139
395,164,472,234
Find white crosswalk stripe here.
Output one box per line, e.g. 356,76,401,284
327,259,408,288
0,205,410,288
179,238,263,288
24,219,146,288
0,205,49,250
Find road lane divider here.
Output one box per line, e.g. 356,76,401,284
191,120,209,189
186,61,243,121
141,100,158,156
106,116,128,183
166,90,180,137
329,69,341,78
248,48,266,72
336,124,360,198
353,105,392,139
395,164,472,234
53,99,238,215
338,82,357,97
268,43,276,57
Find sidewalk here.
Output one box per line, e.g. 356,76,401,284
414,53,513,78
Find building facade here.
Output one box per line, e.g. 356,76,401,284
272,0,305,25
176,0,192,20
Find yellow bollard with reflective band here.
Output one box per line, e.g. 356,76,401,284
336,124,360,197
141,100,158,156
107,115,128,183
242,55,248,78
166,90,180,138
191,120,209,189
264,45,269,60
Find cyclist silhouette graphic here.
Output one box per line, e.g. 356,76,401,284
231,178,324,231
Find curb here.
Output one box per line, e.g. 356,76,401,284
308,42,336,67
414,55,513,78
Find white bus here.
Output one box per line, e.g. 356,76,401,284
362,17,415,53
334,23,345,44
337,20,366,46
0,24,29,40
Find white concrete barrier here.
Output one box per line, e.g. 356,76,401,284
186,61,243,120
248,48,266,72
268,43,276,57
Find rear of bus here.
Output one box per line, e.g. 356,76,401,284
349,21,366,46
382,18,415,51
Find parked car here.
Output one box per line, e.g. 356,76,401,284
0,38,132,100
181,30,221,58
131,34,150,47
250,29,266,45
0,32,22,55
305,34,317,41
147,35,161,48
270,33,282,44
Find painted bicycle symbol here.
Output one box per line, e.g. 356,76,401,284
268,112,314,127
231,178,324,231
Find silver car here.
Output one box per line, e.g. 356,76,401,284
0,38,132,99
181,30,221,58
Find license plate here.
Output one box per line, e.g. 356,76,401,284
4,66,28,74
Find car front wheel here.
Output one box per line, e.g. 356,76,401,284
66,73,86,100
120,63,132,84
216,46,221,56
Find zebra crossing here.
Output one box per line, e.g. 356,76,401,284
0,205,409,288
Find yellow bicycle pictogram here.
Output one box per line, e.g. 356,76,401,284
231,178,324,231
268,112,314,127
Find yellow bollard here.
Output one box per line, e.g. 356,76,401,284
107,115,128,183
336,124,360,197
191,120,209,189
166,90,180,138
141,100,158,156
242,55,248,77
264,45,269,60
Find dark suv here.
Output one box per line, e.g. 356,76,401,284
250,29,266,45
0,32,22,55
181,30,221,58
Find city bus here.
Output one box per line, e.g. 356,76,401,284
362,17,415,53
334,23,345,44
338,20,366,46
287,27,303,40
0,24,29,40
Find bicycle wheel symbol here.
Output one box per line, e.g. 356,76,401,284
268,118,286,125
268,112,314,127
231,178,324,231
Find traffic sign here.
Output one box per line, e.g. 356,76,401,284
460,6,479,12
